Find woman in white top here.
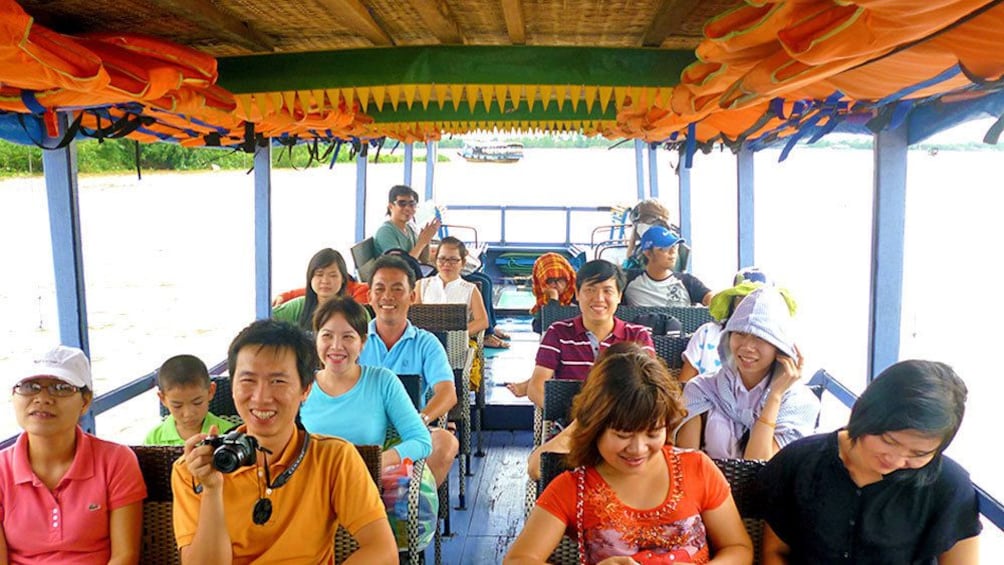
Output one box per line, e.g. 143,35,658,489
415,236,489,339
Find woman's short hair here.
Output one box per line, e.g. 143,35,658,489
300,248,349,330
847,359,968,485
438,236,468,260
566,342,686,468
312,296,369,339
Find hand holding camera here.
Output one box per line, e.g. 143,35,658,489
183,426,261,492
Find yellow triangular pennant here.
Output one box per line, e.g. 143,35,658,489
281,91,298,113
555,84,569,111
450,84,465,112
370,86,385,111
418,85,433,110
539,84,553,112
494,84,508,112
598,86,614,112
584,86,598,113
525,85,538,112
614,86,629,109
433,84,449,110
386,85,401,111
403,84,417,110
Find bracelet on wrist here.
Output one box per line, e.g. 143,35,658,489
756,416,776,428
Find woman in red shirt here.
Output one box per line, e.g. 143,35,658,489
506,342,752,565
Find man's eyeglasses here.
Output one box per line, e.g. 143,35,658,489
437,257,462,265
13,381,80,397
394,200,417,208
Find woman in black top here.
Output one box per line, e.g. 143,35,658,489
758,360,980,564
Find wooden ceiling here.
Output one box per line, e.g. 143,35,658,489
18,0,740,57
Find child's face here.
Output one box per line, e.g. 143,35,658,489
158,382,216,435
597,425,666,474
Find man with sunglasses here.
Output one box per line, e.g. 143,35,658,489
172,320,397,564
373,184,441,263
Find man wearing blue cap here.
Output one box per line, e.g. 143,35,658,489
624,226,712,307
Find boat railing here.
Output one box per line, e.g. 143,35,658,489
807,369,1004,532
444,204,613,248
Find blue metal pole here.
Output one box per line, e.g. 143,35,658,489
43,113,89,355
404,142,414,186
634,139,645,200
678,148,692,267
42,112,94,433
868,122,908,378
355,145,368,242
424,141,436,201
253,143,272,320
648,144,659,198
736,144,755,269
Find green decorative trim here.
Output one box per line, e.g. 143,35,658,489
218,46,696,93
366,99,617,123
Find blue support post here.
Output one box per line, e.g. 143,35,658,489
648,144,659,198
678,148,692,264
254,143,272,320
404,142,414,186
736,144,755,269
42,113,94,433
355,145,368,242
868,122,908,378
43,115,89,354
634,139,646,200
424,141,436,201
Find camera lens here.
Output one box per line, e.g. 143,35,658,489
213,446,242,473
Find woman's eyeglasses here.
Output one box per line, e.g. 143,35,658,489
394,200,417,208
544,277,567,286
13,381,80,397
437,257,462,265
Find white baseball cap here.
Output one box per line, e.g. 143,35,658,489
18,346,93,390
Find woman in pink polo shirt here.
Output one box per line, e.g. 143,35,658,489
0,346,147,564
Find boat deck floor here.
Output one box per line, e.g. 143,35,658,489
433,314,538,563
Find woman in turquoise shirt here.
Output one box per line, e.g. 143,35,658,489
300,296,432,467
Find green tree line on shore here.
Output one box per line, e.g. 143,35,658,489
1,134,997,177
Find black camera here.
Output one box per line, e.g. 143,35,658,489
201,431,259,473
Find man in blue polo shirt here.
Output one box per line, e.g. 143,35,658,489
527,259,654,408
359,255,459,486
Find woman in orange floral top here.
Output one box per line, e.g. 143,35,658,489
505,342,752,565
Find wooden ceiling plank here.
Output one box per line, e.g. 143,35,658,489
501,0,526,45
406,0,464,44
642,0,703,47
147,0,275,52
316,0,395,46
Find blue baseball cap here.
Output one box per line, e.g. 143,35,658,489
639,226,684,251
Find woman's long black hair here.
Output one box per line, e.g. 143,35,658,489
298,248,350,330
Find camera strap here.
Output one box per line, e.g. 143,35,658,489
253,431,311,526
262,430,311,490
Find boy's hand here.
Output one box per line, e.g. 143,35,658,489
184,424,224,491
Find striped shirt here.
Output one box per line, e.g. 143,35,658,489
535,315,655,381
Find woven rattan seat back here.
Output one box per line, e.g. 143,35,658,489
334,444,384,564
713,458,766,563
539,304,713,336
158,376,235,418
652,335,688,369
408,303,467,333
397,374,422,409
351,237,378,283
543,379,583,426
132,445,184,565
616,306,712,334
540,304,580,336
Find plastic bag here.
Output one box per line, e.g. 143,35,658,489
381,459,438,551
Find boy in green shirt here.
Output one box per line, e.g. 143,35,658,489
144,354,233,445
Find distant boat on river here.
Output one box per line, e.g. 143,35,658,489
458,140,524,163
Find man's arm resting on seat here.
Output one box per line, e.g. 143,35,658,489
527,365,555,409
422,381,458,422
